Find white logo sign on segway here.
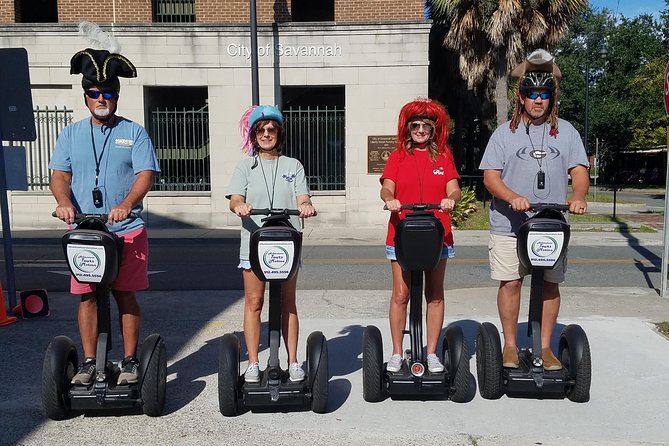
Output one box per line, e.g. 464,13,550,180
526,231,564,268
66,244,107,283
258,241,294,280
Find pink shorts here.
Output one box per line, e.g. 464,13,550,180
70,227,149,294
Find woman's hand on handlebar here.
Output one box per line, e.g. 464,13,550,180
298,202,316,218
54,205,76,225
384,199,402,212
439,198,456,213
567,198,587,215
234,203,253,218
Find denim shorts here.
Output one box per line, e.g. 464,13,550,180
385,244,455,261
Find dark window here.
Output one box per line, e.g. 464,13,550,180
144,87,210,191
282,86,345,191
16,0,58,23
154,0,196,23
291,0,334,22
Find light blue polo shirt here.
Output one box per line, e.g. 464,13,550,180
49,116,161,235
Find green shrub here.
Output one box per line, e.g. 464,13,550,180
451,186,479,228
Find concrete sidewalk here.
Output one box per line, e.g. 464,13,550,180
2,285,669,445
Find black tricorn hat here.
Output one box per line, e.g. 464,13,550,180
70,48,136,91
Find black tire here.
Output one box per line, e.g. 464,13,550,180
560,327,591,403
218,333,240,417
362,325,384,402
307,332,329,413
41,336,77,420
476,322,504,400
443,329,470,403
141,335,167,416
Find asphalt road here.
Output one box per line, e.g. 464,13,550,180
1,239,663,292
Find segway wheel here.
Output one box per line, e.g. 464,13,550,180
141,334,167,416
476,322,504,400
362,325,385,402
41,336,77,420
307,331,329,413
218,333,240,416
559,325,591,403
442,325,470,403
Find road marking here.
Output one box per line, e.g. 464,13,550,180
303,258,656,265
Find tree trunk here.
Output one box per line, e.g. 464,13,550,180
495,75,508,125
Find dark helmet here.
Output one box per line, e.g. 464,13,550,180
520,71,556,92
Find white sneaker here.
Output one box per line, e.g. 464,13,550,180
244,362,260,383
289,362,305,382
386,354,403,373
427,354,444,373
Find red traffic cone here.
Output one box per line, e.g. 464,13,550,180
0,281,18,326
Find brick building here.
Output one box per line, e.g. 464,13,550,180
0,0,430,229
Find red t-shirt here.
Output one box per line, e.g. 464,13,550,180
380,149,460,247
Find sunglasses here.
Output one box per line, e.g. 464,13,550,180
256,126,278,136
525,91,551,100
410,122,432,131
85,90,117,100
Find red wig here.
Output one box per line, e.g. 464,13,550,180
395,98,451,159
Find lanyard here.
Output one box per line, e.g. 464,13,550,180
258,155,280,208
90,119,113,188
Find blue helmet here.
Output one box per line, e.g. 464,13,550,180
249,105,284,128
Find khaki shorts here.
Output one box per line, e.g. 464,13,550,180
488,233,566,283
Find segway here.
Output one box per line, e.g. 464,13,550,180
41,214,167,419
362,204,469,402
218,208,328,416
476,203,591,402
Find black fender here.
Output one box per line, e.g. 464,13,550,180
443,324,465,377
139,333,163,387
559,324,588,379
306,331,327,385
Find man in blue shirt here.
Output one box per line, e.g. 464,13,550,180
50,48,161,386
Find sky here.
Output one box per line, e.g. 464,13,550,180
589,0,666,19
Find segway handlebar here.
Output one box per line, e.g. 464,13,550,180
527,203,570,212
52,212,139,222
250,208,302,216
383,203,442,211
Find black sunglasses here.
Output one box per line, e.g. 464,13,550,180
85,90,117,100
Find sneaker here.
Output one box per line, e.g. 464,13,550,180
426,353,445,373
244,362,260,383
542,348,562,371
288,363,305,382
71,357,96,385
117,356,140,385
503,346,520,368
386,354,403,373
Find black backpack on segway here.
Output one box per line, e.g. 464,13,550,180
41,214,167,419
362,204,470,402
218,208,328,416
476,204,592,402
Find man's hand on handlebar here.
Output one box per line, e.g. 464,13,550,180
567,198,587,215
54,205,76,225
508,194,531,212
298,202,316,218
108,205,132,224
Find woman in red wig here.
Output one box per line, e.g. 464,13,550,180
379,98,461,374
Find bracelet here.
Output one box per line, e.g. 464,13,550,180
300,201,313,206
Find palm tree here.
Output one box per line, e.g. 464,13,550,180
429,0,586,172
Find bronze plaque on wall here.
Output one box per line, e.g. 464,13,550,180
367,135,395,174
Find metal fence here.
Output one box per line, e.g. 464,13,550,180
8,106,73,191
148,105,210,191
283,106,345,191
154,0,196,22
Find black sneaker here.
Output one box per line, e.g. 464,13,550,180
117,356,140,385
71,358,96,385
